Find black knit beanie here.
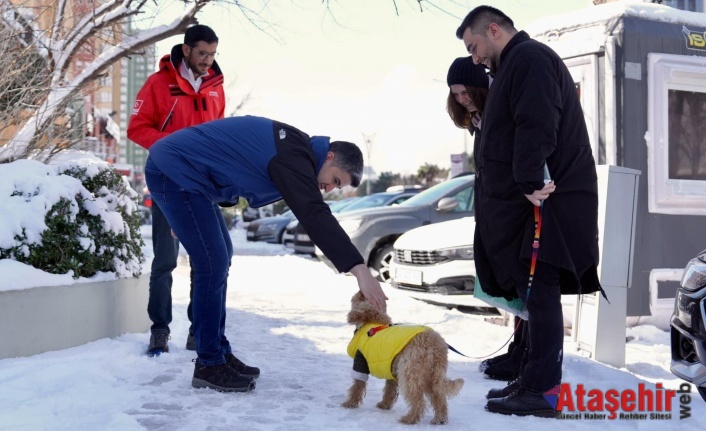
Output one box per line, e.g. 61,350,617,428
446,56,489,89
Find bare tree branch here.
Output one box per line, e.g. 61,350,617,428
0,0,462,163
0,0,211,163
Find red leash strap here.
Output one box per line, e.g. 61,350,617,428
526,203,544,303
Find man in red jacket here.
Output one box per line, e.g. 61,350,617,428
128,25,237,362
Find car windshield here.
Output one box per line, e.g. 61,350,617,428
342,193,395,211
329,198,358,213
400,176,473,206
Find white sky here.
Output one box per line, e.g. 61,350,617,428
146,0,595,175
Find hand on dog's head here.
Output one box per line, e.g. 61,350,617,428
347,291,392,326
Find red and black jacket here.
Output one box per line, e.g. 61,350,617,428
127,44,226,149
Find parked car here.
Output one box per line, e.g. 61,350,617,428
340,190,421,213
316,174,475,281
246,210,295,244
242,206,261,222
290,197,362,255
282,218,298,249
389,216,477,295
670,248,706,402
294,192,420,255
242,205,274,223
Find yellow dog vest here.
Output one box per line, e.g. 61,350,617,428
347,323,429,380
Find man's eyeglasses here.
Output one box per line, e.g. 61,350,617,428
189,48,218,60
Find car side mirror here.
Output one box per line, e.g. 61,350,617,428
436,197,459,212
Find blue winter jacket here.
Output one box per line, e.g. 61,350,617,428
148,115,364,273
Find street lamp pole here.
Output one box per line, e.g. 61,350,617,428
361,132,376,195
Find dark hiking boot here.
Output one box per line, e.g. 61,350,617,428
192,362,256,393
478,342,515,372
185,332,196,351
483,357,521,381
225,353,260,379
147,331,170,356
487,378,521,399
485,386,560,418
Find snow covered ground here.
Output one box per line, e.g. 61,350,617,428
0,229,704,430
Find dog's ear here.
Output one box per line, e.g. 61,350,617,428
347,295,393,326
351,291,365,304
347,307,367,325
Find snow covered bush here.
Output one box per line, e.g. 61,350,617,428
0,152,144,279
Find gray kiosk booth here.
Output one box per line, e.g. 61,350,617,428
572,165,640,368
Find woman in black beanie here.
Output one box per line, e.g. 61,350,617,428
445,57,527,383
446,56,489,135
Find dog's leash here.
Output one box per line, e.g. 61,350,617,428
447,201,544,360
445,316,522,360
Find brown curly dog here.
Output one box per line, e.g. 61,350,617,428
341,292,464,425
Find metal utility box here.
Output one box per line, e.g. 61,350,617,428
573,165,640,368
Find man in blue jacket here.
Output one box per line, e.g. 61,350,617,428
145,115,388,393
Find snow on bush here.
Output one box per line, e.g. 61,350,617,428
0,151,144,279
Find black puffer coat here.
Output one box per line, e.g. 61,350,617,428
473,31,601,300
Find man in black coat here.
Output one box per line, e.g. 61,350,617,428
456,5,602,417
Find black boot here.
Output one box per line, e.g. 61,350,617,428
486,377,521,399
485,386,559,418
478,342,515,372
225,353,261,379
185,332,196,351
147,331,170,356
192,362,256,392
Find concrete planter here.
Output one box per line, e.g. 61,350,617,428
0,274,150,359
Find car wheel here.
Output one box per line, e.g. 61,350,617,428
371,243,395,282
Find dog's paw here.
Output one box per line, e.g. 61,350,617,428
376,400,393,410
399,413,422,425
341,399,361,409
430,416,448,425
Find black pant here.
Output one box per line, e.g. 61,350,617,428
147,200,194,335
515,261,563,392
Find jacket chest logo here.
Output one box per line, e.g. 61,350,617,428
279,129,286,139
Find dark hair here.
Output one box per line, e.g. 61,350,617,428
329,141,364,188
184,24,219,46
455,5,515,39
446,86,488,129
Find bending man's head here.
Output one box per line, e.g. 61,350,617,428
317,141,364,192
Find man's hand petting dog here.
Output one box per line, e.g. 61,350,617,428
349,264,388,312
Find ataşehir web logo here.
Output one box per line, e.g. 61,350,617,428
553,382,693,420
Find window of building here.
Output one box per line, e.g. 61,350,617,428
97,91,112,103
647,53,706,214
668,90,706,181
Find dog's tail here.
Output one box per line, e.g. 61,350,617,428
445,378,464,398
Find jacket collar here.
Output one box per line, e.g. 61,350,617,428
498,31,531,73
310,136,330,173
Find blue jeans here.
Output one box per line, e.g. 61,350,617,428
145,158,233,366
148,199,194,335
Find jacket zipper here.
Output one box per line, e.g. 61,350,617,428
160,100,178,132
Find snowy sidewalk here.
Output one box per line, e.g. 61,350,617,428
0,231,704,430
